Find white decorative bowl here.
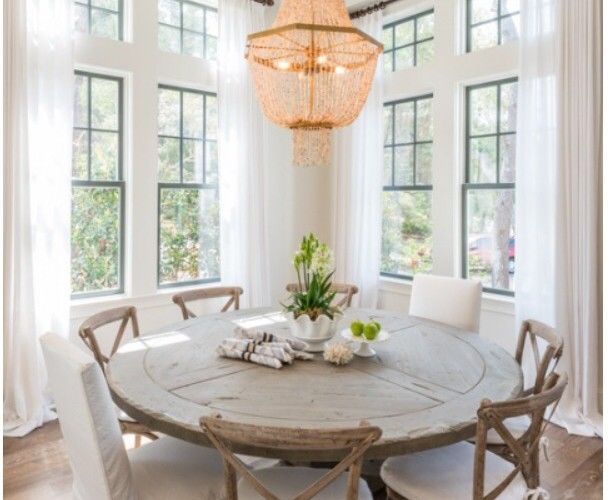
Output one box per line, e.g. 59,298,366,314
285,313,338,352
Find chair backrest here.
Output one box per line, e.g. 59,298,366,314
515,320,564,395
286,283,359,309
78,306,140,375
40,333,136,500
473,372,568,499
172,286,243,320
409,274,482,332
201,416,381,500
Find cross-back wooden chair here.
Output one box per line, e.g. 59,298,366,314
172,286,243,320
515,319,564,396
381,372,568,500
202,415,381,500
78,306,157,442
481,320,564,454
286,283,359,309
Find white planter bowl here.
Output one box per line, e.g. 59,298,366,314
286,312,338,341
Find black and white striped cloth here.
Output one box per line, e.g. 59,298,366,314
216,328,313,369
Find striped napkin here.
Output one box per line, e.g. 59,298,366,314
216,328,313,369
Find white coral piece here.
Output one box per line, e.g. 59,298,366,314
323,342,353,366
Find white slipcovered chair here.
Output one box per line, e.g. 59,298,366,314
40,333,225,500
409,274,482,333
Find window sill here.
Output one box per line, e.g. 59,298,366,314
378,276,515,316
70,281,224,320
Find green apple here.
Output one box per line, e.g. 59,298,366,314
372,321,381,331
350,320,364,336
363,323,379,340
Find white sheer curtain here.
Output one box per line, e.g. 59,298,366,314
4,0,73,436
331,12,384,308
515,0,602,436
217,0,271,308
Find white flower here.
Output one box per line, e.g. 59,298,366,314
309,244,334,277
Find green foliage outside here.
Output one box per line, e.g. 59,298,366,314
381,191,432,276
159,188,220,284
71,187,120,293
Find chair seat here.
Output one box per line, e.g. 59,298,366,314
237,466,373,500
381,441,528,500
468,416,531,446
128,436,225,500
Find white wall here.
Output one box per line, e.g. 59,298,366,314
71,0,518,357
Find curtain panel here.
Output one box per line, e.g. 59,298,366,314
331,11,384,308
515,0,602,436
218,0,272,308
4,0,73,436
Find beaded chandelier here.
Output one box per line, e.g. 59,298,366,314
246,0,382,167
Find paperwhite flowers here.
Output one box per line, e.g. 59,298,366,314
310,244,334,277
323,342,354,366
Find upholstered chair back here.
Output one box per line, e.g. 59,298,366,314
409,274,483,332
40,333,136,500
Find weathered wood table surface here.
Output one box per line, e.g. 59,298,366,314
107,307,522,461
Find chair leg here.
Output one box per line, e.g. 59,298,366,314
135,434,141,449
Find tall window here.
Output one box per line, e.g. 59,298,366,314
158,0,218,60
72,72,124,296
383,10,434,72
381,94,433,278
74,0,123,40
157,85,220,287
463,78,517,294
466,0,520,52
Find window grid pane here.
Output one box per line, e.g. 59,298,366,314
158,0,217,61
73,0,123,41
467,0,520,52
71,72,124,297
464,78,517,295
381,94,433,280
383,9,435,73
157,85,220,287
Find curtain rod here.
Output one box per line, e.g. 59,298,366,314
250,0,400,17
349,0,399,19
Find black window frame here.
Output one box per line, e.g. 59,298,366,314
74,0,124,41
381,93,434,281
71,71,125,299
383,9,434,72
158,0,217,60
462,77,518,296
466,0,520,53
157,84,220,289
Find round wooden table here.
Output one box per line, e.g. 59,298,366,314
107,307,522,461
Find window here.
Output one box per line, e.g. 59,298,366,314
74,0,123,40
466,0,520,52
383,10,434,72
463,78,517,294
71,72,124,296
158,0,218,60
157,86,219,286
381,94,433,278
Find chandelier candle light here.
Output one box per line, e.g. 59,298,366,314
245,0,383,167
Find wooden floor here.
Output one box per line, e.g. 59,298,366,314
3,421,602,499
